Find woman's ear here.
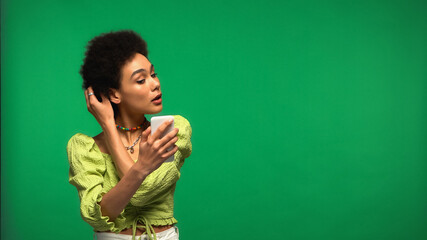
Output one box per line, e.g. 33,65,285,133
109,88,121,104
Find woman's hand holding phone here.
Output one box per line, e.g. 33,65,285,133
84,86,177,175
136,119,179,175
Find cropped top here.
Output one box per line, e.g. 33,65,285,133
66,115,192,240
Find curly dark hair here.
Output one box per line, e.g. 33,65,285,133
79,30,149,119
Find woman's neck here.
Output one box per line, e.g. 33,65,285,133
114,114,149,145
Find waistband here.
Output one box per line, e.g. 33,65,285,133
94,225,178,240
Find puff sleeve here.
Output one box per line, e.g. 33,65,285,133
67,133,125,232
128,115,192,206
173,115,192,170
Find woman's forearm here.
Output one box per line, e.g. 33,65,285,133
101,121,135,178
99,164,149,221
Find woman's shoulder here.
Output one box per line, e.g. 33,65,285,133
67,132,107,173
66,132,103,155
172,115,191,128
171,115,192,163
67,133,94,147
66,132,108,168
172,115,192,136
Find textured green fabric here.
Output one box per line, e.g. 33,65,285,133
67,115,192,240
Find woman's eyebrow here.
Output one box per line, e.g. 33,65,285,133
130,64,154,80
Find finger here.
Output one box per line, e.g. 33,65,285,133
99,91,109,103
156,128,179,147
166,128,179,138
161,145,178,159
87,86,99,105
141,126,151,142
84,89,90,110
159,136,178,154
151,119,174,142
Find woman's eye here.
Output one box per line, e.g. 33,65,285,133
137,73,157,83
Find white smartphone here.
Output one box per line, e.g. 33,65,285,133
150,115,175,162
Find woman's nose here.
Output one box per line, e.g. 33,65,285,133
150,77,160,91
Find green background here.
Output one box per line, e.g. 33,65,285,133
2,0,426,239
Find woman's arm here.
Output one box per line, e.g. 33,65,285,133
83,86,178,220
98,120,178,221
101,121,136,178
98,162,148,221
85,86,178,178
83,87,134,178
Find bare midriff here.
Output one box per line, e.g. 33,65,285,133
101,225,173,235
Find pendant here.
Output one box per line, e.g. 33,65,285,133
130,147,134,154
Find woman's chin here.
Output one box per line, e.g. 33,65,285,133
147,106,163,114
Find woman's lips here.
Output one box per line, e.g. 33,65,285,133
152,97,162,105
152,93,162,101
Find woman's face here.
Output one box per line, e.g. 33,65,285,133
112,53,163,115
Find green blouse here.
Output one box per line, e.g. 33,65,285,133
67,115,192,240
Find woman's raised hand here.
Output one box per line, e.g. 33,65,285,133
84,86,115,128
137,120,179,175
